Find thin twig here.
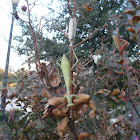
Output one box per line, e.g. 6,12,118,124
72,29,98,48
67,0,72,17
127,72,140,124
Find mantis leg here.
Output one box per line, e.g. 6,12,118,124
71,50,78,70
71,81,77,87
56,58,61,67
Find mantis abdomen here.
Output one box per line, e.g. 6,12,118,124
61,55,74,106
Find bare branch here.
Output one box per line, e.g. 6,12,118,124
72,29,98,48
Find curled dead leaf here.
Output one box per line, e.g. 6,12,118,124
43,97,68,119
112,36,120,49
78,132,89,140
32,90,40,104
42,87,51,98
78,86,84,93
88,100,95,109
124,9,135,15
9,93,18,99
58,104,68,114
89,109,95,118
132,15,140,24
122,60,130,68
48,67,61,87
42,111,50,119
96,89,110,95
57,117,68,132
127,28,135,33
45,97,63,108
73,94,90,108
83,3,92,12
89,134,94,140
112,89,120,96
58,131,63,139
127,19,134,26
52,108,66,118
111,97,118,102
117,59,124,64
119,43,128,55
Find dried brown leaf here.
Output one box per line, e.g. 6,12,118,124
88,100,95,109
45,97,63,108
96,89,110,95
132,15,140,24
52,108,66,117
119,43,128,55
83,3,92,12
57,117,68,132
127,28,135,33
112,89,120,96
127,19,134,26
42,111,50,119
58,104,68,114
122,60,130,68
42,87,51,98
112,36,120,49
111,97,118,102
58,131,63,139
5,101,11,106
89,109,95,118
48,67,61,87
32,90,40,104
78,132,89,140
78,86,84,93
9,93,18,99
73,94,90,107
124,9,135,15
117,59,124,64
89,134,94,140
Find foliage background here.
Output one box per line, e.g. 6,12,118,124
0,0,140,139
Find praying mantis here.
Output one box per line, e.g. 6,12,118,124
57,51,78,107
57,18,78,107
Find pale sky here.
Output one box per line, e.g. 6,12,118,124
0,0,59,72
0,0,26,71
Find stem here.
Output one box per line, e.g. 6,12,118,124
68,43,78,140
103,104,107,140
26,0,41,72
127,72,140,124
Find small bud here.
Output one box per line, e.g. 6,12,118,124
119,15,123,19
108,18,111,22
21,5,27,12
